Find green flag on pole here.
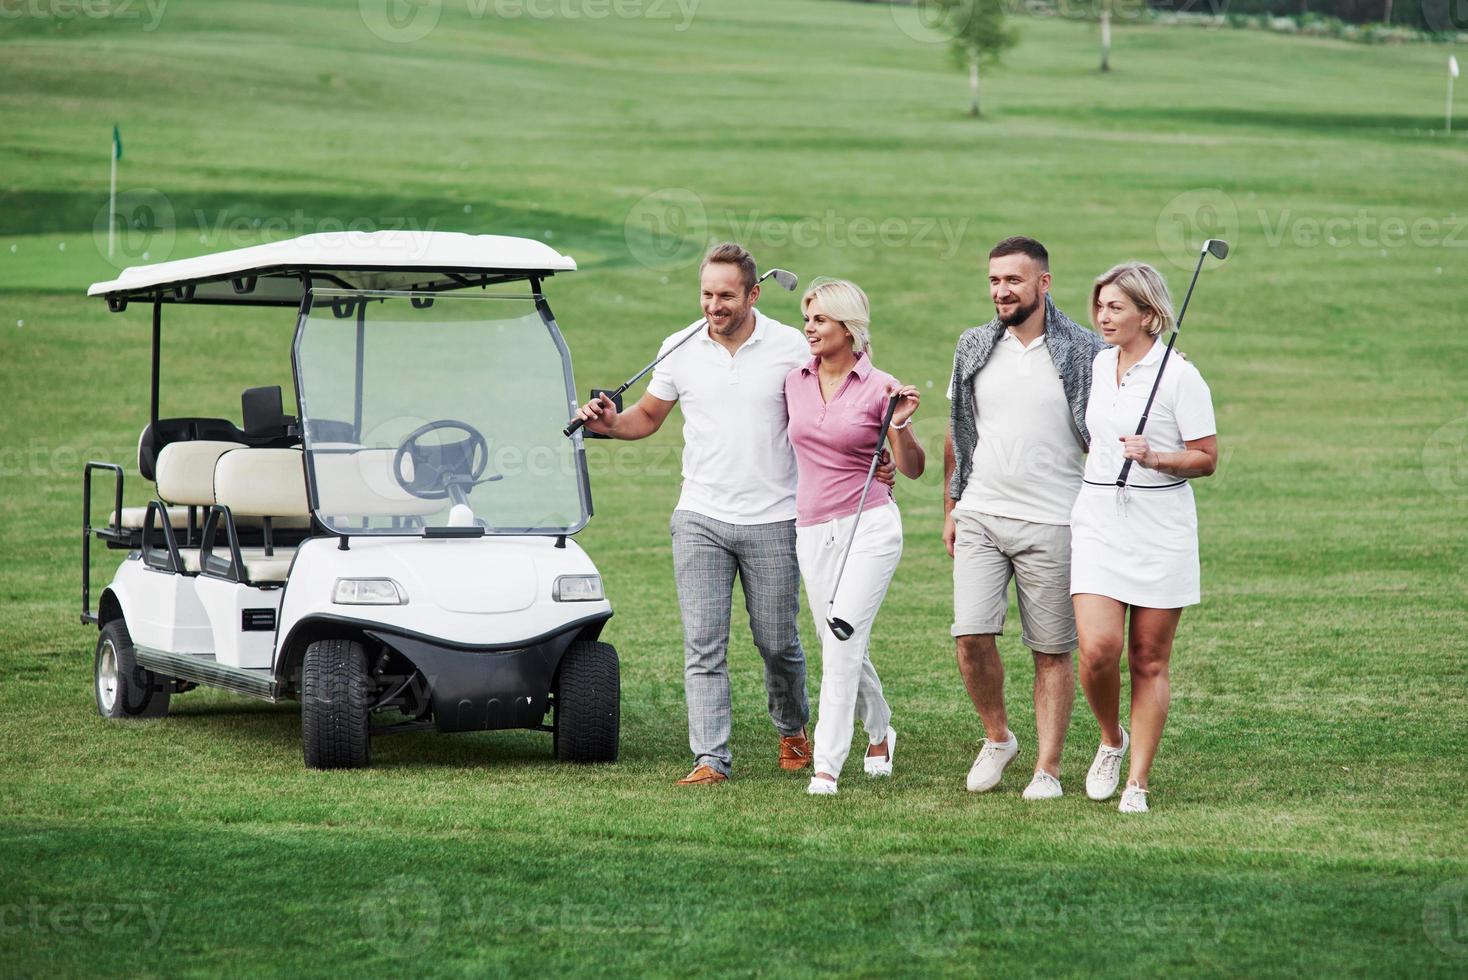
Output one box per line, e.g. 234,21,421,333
112,124,122,161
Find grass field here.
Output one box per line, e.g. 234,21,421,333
2,0,1467,975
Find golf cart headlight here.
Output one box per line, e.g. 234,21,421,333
553,574,603,602
333,578,408,605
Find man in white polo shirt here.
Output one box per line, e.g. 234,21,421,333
943,237,1105,800
576,243,878,785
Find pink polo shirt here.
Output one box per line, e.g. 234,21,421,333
785,353,898,527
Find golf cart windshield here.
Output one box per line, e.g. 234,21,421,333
295,289,589,536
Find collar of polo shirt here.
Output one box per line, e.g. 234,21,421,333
701,308,770,348
799,350,873,379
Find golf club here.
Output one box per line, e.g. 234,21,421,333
825,393,901,642
563,268,799,437
1114,238,1228,488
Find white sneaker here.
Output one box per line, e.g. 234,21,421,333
1085,729,1129,801
864,727,896,778
1118,780,1149,814
965,732,1019,793
1021,770,1063,800
807,776,838,796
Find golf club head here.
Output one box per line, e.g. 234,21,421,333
762,268,798,291
1203,239,1230,260
827,617,854,642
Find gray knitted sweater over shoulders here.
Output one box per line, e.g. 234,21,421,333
947,295,1106,502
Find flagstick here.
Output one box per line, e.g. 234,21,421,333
108,136,117,258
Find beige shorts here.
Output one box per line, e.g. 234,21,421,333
952,510,1076,654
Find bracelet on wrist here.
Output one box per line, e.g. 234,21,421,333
892,418,912,431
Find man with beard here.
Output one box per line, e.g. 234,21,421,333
943,237,1105,800
574,243,892,785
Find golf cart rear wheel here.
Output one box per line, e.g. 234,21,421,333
553,640,620,763
301,638,372,770
94,619,171,719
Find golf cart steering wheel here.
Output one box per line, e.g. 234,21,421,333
392,419,491,501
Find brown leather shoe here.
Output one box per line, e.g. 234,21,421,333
779,733,812,771
676,764,728,785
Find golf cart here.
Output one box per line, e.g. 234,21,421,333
80,231,619,769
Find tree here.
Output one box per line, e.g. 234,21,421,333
933,0,1020,117
1099,0,1112,72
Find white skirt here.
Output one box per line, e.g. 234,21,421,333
1069,481,1201,609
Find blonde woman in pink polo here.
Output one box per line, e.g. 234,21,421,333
785,278,925,796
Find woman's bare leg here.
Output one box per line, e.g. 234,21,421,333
1074,593,1127,747
1124,606,1183,789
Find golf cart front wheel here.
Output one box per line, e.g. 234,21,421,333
301,638,372,770
94,619,171,719
553,640,620,763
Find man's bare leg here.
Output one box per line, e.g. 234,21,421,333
956,634,1009,742
1031,650,1075,777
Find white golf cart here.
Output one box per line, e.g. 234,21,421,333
81,231,618,768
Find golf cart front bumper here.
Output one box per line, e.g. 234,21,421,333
365,613,610,733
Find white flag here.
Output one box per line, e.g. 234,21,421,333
1452,55,1460,79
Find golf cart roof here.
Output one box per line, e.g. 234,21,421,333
87,230,577,309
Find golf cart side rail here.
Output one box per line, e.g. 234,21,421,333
81,461,126,624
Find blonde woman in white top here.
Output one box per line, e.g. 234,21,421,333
1069,262,1219,814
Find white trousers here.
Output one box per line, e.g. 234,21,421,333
796,502,903,778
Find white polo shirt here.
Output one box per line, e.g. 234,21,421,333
1083,340,1216,488
947,330,1086,526
646,309,809,525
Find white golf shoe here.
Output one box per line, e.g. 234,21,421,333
965,732,1019,793
807,776,838,796
863,727,896,778
1119,780,1149,814
1085,728,1129,801
1021,769,1063,800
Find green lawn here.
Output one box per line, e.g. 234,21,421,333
2,1,1466,975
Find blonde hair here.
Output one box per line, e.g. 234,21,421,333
801,277,872,354
1091,262,1175,338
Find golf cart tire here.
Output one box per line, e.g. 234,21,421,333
301,638,372,770
553,640,619,763
94,619,171,719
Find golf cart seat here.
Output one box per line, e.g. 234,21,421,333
110,504,192,530
112,438,246,532
199,447,311,584
311,447,442,523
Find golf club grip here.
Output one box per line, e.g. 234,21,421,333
1114,334,1179,487
875,394,901,453
564,385,625,438
564,319,708,438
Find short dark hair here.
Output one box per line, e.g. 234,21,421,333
700,242,758,292
988,236,1049,272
